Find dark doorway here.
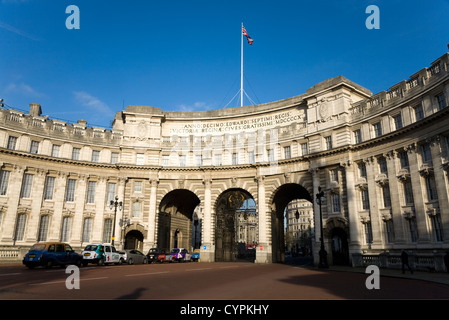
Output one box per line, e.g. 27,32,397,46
125,230,144,250
331,228,349,266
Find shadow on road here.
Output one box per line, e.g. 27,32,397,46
116,287,147,299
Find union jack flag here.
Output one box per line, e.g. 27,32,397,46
242,25,253,46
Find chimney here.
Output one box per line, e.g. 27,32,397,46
29,103,42,117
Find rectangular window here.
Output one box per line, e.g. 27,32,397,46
14,214,27,241
301,143,308,156
248,151,255,164
103,219,113,244
324,136,332,150
51,145,60,157
196,154,203,166
330,169,339,182
382,185,391,208
284,146,291,159
409,219,418,243
20,173,33,198
136,153,145,165
65,179,76,202
132,201,141,218
60,216,72,242
430,215,444,242
71,147,81,160
162,155,169,166
267,149,274,162
373,122,382,138
110,152,119,164
107,182,116,204
134,181,142,193
214,154,222,166
398,151,409,168
232,153,238,165
421,143,432,164
403,180,414,205
365,222,373,245
0,170,10,195
361,189,370,210
354,129,362,144
37,215,50,242
385,220,394,243
436,93,446,110
7,136,17,150
414,105,424,121
43,176,55,200
358,162,367,179
425,175,438,201
91,150,100,163
86,181,96,203
393,114,403,130
378,157,388,175
30,140,39,154
332,194,341,213
179,154,186,167
82,218,93,243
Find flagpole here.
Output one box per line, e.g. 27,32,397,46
241,22,244,107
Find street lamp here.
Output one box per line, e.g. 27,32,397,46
316,186,328,268
109,196,122,246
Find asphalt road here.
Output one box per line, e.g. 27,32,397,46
1,259,449,301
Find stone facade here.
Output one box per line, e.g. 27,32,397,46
0,52,449,266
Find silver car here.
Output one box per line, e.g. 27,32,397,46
123,249,148,264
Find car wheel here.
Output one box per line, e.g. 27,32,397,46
82,261,88,267
98,258,105,266
45,260,53,268
143,258,148,264
128,258,133,265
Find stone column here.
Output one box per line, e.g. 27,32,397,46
365,156,383,249
201,178,214,262
146,178,159,249
255,175,271,264
48,172,67,242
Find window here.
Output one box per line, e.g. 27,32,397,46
43,176,55,200
162,155,169,166
72,147,80,160
364,222,373,245
332,194,341,213
82,218,93,243
409,218,418,243
324,136,332,150
393,114,403,130
214,154,222,166
136,153,145,165
14,214,27,241
436,93,446,110
51,145,60,157
91,150,100,163
20,173,33,198
86,181,96,203
196,154,203,166
284,146,291,159
384,220,394,243
425,175,438,201
361,189,370,210
430,214,444,242
403,180,414,205
110,152,119,164
382,185,391,208
107,182,116,204
103,219,113,243
398,151,409,169
354,129,362,144
330,169,339,182
358,162,367,179
37,215,50,242
378,157,388,175
232,153,238,165
267,149,274,162
0,170,10,195
65,179,76,202
132,201,141,218
7,136,17,150
60,216,72,242
179,154,186,167
30,140,39,154
413,105,424,121
421,143,432,164
134,181,142,193
248,151,255,164
301,143,308,156
373,122,382,138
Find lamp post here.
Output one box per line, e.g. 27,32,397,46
316,186,328,268
109,196,122,246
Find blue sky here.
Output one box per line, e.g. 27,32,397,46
1,0,448,128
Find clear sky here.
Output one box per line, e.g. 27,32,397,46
1,0,448,128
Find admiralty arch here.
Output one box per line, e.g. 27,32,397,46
0,52,449,268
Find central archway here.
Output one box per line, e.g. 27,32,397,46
158,189,200,251
214,188,257,262
271,183,313,263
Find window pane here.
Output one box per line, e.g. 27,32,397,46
20,174,33,198
86,181,96,203
0,170,10,195
44,176,55,200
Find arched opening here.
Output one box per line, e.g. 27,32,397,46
214,188,257,262
158,189,200,251
271,183,313,263
124,230,144,251
325,218,350,266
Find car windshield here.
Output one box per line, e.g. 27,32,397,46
171,249,180,253
30,244,46,251
84,245,98,251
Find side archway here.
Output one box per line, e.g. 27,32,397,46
158,189,200,251
270,183,313,263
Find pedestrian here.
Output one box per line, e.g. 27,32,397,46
401,250,413,274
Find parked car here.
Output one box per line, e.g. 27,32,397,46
192,249,200,262
123,249,148,264
23,242,82,269
170,248,192,262
81,243,124,266
147,248,173,263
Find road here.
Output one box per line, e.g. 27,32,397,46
1,259,449,301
